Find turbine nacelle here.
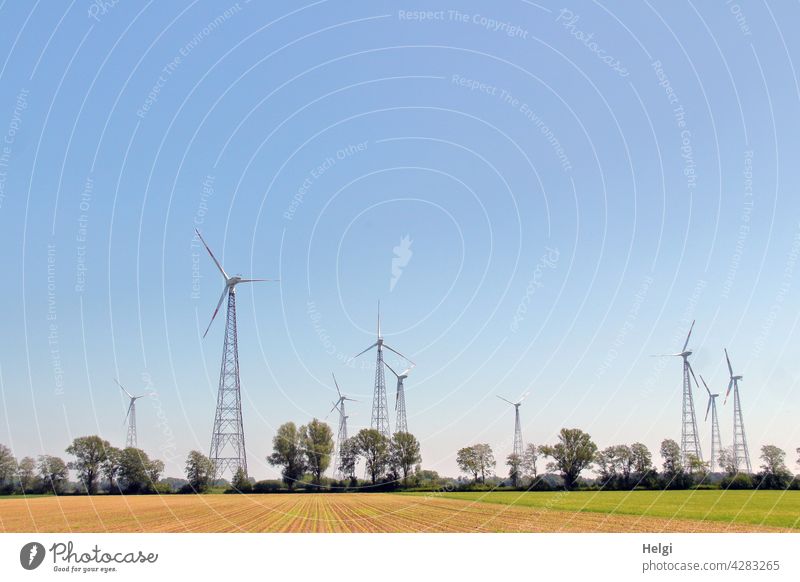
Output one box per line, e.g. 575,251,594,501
195,228,277,338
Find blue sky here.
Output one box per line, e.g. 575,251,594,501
0,0,798,480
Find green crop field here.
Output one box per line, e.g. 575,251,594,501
399,490,800,530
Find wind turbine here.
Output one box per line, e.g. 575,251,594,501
328,373,357,478
196,228,277,480
497,392,528,458
652,320,703,468
352,301,414,438
115,379,144,449
699,375,722,473
384,361,414,434
724,349,751,473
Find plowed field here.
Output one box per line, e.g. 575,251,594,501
0,493,790,533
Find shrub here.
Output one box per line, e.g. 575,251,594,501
720,473,754,490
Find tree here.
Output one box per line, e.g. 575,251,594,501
506,453,521,487
474,444,495,483
390,432,421,485
338,438,359,484
0,444,16,493
759,445,792,489
687,455,708,482
630,442,652,474
539,429,597,490
118,448,161,493
302,419,334,486
231,467,251,492
102,447,123,492
185,450,214,492
718,447,738,476
38,455,69,494
354,429,390,485
456,446,480,482
456,444,495,483
267,422,306,490
660,439,682,475
595,446,621,484
17,456,37,493
66,435,110,494
521,443,539,479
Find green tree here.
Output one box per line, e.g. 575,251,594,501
718,447,738,476
540,428,597,490
506,453,521,487
354,429,390,485
338,438,359,484
474,444,495,483
521,443,539,479
456,446,480,482
66,435,110,494
659,439,682,475
630,442,653,474
231,467,252,492
759,445,792,489
687,455,709,482
0,444,16,493
595,446,622,484
16,456,37,493
102,447,123,492
185,450,215,492
390,432,421,485
302,419,334,486
118,448,161,493
267,422,307,490
38,455,69,494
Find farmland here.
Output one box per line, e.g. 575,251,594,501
0,492,795,533
401,490,800,530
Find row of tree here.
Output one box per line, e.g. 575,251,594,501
266,421,421,489
0,437,165,495
458,429,800,491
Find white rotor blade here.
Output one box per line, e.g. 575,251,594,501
724,348,733,377
353,342,378,359
517,391,530,404
203,286,228,338
194,228,228,279
383,360,399,378
331,373,343,399
724,378,734,404
238,278,279,283
682,320,695,352
699,374,711,397
496,395,515,406
650,353,683,357
399,367,413,377
123,401,134,425
114,378,133,399
705,396,712,422
383,343,414,366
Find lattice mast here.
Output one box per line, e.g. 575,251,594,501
699,375,722,472
653,320,703,469
195,228,277,481
115,379,143,449
725,349,751,473
353,302,414,439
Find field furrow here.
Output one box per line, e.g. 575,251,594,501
0,493,792,533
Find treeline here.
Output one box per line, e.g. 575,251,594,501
0,417,427,496
0,437,166,495
455,429,800,491
259,421,421,492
